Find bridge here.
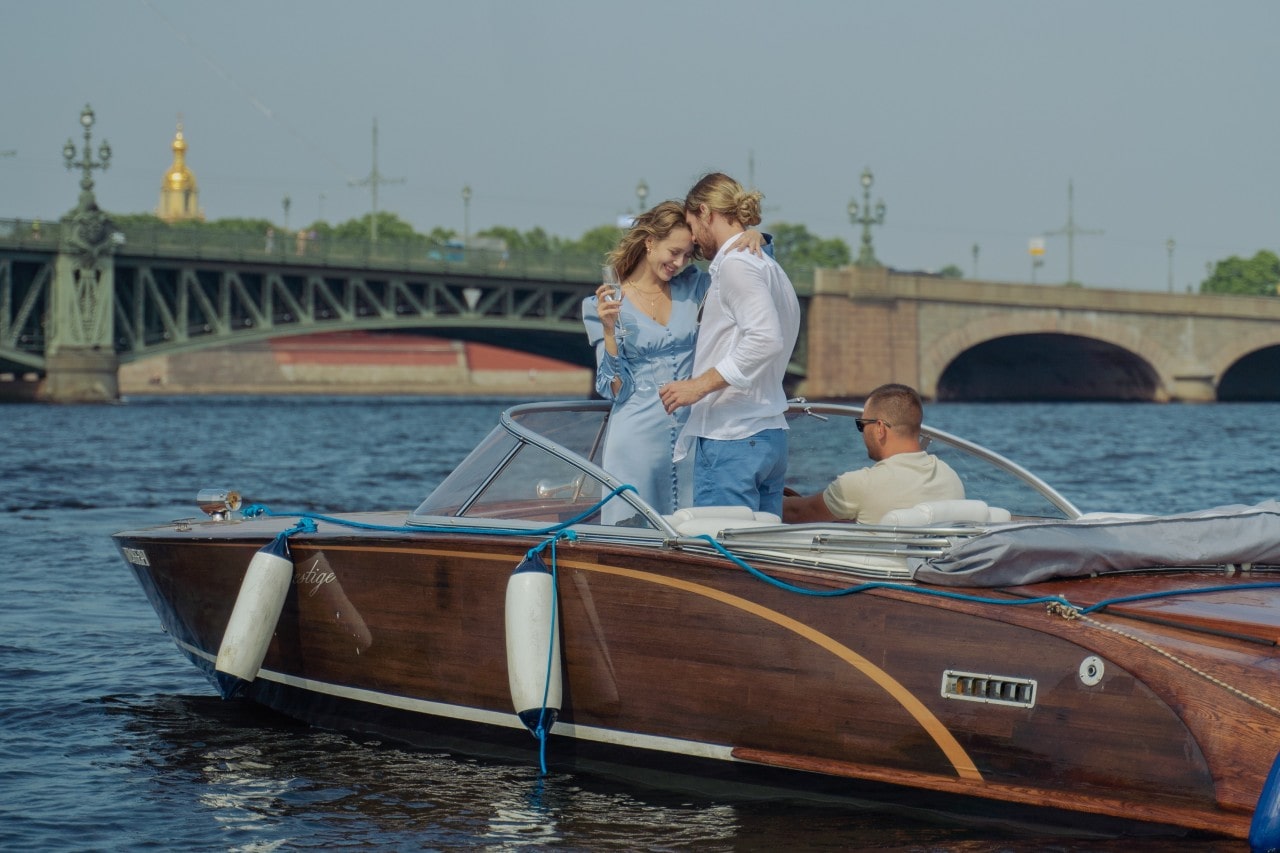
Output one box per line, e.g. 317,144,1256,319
804,266,1280,402
3,218,1279,402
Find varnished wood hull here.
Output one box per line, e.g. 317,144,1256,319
114,511,1280,840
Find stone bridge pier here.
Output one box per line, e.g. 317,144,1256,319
798,266,1280,403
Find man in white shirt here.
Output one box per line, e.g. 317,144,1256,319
658,172,800,517
783,383,965,523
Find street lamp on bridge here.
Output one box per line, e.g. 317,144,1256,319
847,167,886,268
48,104,119,402
635,178,648,215
63,104,111,210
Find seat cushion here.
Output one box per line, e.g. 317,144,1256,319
879,499,1010,526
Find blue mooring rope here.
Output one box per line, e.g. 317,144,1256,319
523,532,574,776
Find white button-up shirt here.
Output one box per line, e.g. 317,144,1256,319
674,232,800,461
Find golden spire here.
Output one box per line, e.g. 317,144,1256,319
157,116,203,221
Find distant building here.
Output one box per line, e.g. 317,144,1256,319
156,121,204,222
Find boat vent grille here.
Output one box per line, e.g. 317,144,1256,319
941,670,1037,708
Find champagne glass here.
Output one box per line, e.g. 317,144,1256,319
602,265,628,339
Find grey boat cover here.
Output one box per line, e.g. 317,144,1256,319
909,499,1280,588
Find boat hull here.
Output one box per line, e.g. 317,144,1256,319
115,515,1280,840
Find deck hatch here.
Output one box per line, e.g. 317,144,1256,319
941,669,1037,708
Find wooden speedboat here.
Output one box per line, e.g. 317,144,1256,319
113,400,1280,845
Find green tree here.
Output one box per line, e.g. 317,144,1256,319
520,226,562,255
330,211,419,243
572,224,625,263
477,226,525,252
422,226,458,250
1200,250,1280,296
937,264,964,279
202,216,276,235
476,225,576,257
766,222,851,270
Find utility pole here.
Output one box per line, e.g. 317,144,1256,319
349,118,404,244
1045,179,1102,285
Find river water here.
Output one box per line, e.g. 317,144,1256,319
2,395,1273,851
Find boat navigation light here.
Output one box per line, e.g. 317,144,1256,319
197,489,242,519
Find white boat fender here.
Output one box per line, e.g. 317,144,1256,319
214,532,295,698
504,549,562,738
1250,749,1280,852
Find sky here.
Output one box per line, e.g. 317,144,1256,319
2,0,1276,292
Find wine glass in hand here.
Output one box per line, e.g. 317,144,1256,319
602,265,628,339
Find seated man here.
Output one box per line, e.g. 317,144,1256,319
783,383,964,523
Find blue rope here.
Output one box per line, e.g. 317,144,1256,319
690,534,1078,609
277,518,316,540
690,534,1280,615
523,533,572,776
240,484,637,539
1077,581,1280,614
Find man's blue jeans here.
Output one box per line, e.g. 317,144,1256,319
693,429,788,517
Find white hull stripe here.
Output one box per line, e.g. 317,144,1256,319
175,638,738,762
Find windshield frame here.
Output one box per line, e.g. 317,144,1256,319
408,399,1080,531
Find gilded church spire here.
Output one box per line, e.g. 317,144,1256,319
157,118,203,222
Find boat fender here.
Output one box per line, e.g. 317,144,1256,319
504,550,562,737
1251,749,1280,852
214,533,295,697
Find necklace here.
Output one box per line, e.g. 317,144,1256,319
624,281,668,310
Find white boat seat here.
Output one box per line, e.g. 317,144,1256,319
877,499,1011,527
665,505,783,537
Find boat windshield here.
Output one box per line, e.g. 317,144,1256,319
410,403,638,528
783,403,1077,520
410,400,1077,528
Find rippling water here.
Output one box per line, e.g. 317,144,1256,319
2,396,1273,851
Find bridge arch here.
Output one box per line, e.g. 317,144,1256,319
1210,332,1280,401
923,312,1174,402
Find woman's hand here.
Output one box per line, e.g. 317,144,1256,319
733,228,765,257
595,284,622,335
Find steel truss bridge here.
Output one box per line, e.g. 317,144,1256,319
0,222,812,380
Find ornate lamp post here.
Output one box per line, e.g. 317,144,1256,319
282,194,291,231
63,104,111,211
847,167,886,268
1166,237,1175,293
635,178,649,215
461,184,472,246
48,104,120,402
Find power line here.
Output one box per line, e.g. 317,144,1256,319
1045,179,1103,284
348,118,405,244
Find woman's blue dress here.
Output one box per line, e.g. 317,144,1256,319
582,266,710,524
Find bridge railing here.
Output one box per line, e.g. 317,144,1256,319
0,218,62,251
